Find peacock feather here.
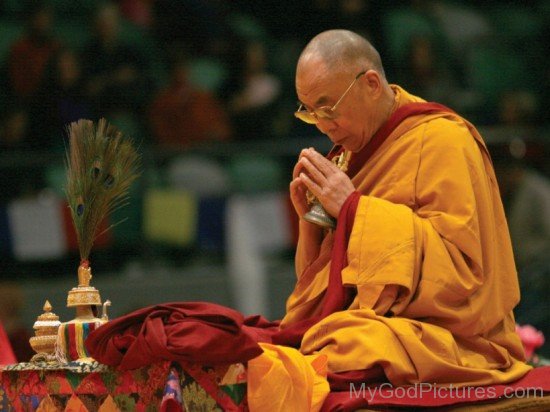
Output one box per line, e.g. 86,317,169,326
65,118,141,263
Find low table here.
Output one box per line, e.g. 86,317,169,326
0,360,247,411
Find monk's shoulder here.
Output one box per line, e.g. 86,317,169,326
416,117,486,170
421,116,476,151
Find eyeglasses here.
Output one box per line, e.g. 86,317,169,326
294,70,366,124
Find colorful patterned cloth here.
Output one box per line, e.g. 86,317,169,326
57,321,103,362
0,360,248,411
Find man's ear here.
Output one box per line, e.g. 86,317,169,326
363,69,382,97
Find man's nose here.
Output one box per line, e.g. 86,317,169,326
315,118,337,135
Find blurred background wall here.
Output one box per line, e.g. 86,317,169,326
0,0,548,362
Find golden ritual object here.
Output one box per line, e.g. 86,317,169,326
29,300,61,362
57,262,110,363
67,263,101,307
66,264,111,320
303,150,352,229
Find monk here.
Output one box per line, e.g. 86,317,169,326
247,29,531,410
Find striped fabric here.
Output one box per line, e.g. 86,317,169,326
57,321,102,361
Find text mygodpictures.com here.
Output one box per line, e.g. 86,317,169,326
350,382,544,400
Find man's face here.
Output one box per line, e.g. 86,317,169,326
295,60,377,152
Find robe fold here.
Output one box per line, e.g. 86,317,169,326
275,85,530,388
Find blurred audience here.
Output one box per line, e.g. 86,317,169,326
0,105,30,151
494,139,550,271
498,90,538,127
397,34,481,116
32,48,94,151
148,49,232,149
6,2,60,102
399,36,462,106
81,2,152,116
0,105,38,202
118,0,154,29
152,0,232,56
494,138,550,356
428,0,492,58
224,40,281,140
335,0,382,47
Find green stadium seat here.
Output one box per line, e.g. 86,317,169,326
50,0,97,20
1,0,24,17
381,8,442,62
466,42,530,104
227,13,267,41
0,20,23,63
227,155,285,194
53,21,91,52
111,182,143,246
118,19,168,89
488,6,543,41
187,58,227,94
43,164,67,198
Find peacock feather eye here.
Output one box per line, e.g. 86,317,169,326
92,159,102,180
77,203,84,216
103,174,114,188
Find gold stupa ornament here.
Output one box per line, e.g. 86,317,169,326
29,300,61,362
55,118,140,364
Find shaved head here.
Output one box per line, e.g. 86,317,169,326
298,30,385,78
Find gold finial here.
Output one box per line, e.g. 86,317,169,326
30,300,61,362
36,300,59,322
78,264,92,287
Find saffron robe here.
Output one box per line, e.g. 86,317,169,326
259,85,530,396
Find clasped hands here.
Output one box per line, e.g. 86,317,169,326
290,148,355,219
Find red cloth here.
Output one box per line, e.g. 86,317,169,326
321,367,550,411
85,302,263,370
0,322,16,365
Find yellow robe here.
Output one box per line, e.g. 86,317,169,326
248,86,530,410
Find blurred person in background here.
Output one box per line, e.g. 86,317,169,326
399,35,469,111
493,139,550,271
224,40,281,141
6,1,60,103
0,105,41,203
118,0,154,30
81,2,152,117
493,138,550,358
152,0,232,56
0,104,30,152
498,90,538,128
32,48,94,151
148,48,232,149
